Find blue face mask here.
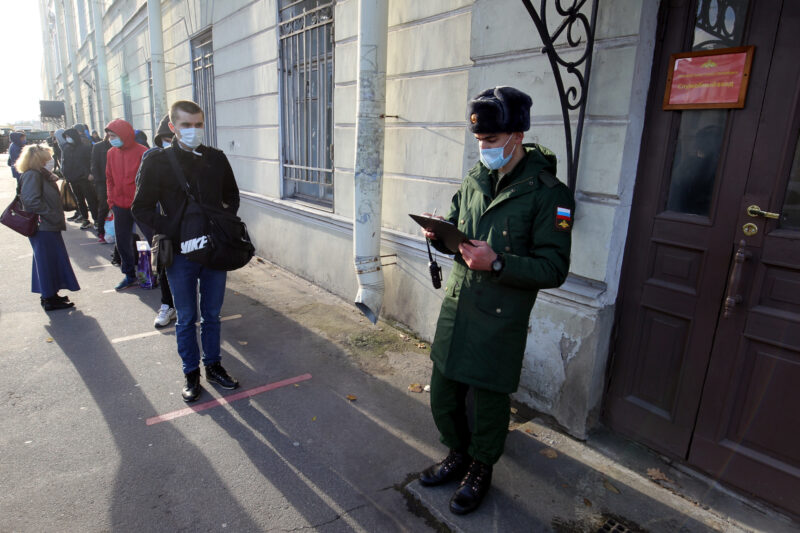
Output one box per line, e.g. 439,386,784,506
110,138,123,148
479,134,515,170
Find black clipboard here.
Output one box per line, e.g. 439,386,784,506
409,214,471,254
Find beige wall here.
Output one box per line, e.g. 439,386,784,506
44,0,661,438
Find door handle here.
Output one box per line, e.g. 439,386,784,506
723,240,751,318
747,205,780,219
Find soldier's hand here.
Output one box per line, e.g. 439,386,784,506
421,212,444,240
459,240,497,271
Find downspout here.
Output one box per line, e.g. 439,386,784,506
352,0,389,325
90,0,111,127
53,0,75,125
62,0,85,123
147,0,168,127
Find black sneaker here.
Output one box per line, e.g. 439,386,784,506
449,460,493,515
205,363,239,390
419,450,471,486
182,369,201,402
67,212,81,222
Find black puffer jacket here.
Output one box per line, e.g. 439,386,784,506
131,140,240,243
61,128,92,182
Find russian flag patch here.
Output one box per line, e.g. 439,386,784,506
555,206,572,232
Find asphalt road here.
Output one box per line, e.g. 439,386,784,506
0,163,441,533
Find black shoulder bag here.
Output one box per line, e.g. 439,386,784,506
165,147,255,271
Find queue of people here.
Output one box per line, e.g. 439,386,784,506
9,87,574,517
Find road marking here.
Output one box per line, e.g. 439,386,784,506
111,314,243,344
17,253,33,259
146,373,313,425
89,263,117,269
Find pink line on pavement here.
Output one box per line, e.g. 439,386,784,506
146,373,313,426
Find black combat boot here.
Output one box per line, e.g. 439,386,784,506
205,363,239,390
449,459,493,515
182,369,201,402
419,450,471,486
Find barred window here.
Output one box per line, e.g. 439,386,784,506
279,0,334,207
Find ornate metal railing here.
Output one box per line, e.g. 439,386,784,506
521,0,599,193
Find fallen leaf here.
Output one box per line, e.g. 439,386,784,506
510,407,518,414
312,416,317,422
238,341,248,346
583,498,592,507
539,448,558,459
416,342,427,349
45,338,54,343
294,384,300,388
346,395,357,401
408,383,423,393
647,468,672,483
525,429,536,436
603,479,621,494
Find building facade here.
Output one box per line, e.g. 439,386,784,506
41,0,800,518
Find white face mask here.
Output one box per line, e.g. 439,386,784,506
177,128,204,149
44,159,55,171
162,139,172,149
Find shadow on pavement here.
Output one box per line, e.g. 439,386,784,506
45,310,262,531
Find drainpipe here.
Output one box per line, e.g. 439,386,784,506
147,0,167,127
53,0,75,125
62,0,84,124
90,0,111,127
352,0,389,325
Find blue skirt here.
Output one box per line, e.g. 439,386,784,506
29,230,80,297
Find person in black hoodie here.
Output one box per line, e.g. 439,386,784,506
137,114,177,328
91,132,112,243
61,127,98,229
132,100,240,403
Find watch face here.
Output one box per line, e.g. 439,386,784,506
492,259,502,271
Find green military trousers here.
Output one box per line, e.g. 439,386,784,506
430,365,511,465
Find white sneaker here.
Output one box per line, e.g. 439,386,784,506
154,304,177,328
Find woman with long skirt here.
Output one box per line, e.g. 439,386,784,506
16,144,80,311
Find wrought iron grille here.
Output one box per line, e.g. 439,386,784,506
521,0,599,193
693,0,749,50
191,30,217,148
279,0,334,206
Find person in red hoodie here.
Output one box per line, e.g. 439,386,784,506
105,119,147,290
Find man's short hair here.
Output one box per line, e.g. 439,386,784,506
169,100,205,123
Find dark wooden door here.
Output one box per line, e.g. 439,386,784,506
688,0,800,514
605,0,800,516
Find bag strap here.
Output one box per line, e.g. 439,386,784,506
164,147,197,202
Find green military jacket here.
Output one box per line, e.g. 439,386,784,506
430,144,574,393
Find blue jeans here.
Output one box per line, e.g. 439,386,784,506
166,253,227,374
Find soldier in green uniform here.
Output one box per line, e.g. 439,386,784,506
419,86,574,515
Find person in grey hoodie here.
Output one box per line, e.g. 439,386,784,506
16,144,80,311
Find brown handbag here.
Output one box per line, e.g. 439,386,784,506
60,180,78,212
0,196,38,237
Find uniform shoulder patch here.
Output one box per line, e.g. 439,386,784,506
555,205,572,232
538,170,559,188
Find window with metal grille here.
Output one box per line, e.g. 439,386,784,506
279,0,334,206
191,30,217,148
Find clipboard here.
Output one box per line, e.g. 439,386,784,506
409,214,471,254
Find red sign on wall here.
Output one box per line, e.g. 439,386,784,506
663,46,754,110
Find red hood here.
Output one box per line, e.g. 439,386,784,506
105,119,136,149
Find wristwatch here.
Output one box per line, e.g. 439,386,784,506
491,253,505,276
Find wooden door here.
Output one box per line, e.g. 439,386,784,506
688,0,800,514
605,0,774,457
605,0,800,516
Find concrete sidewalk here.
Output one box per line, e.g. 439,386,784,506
1,161,797,532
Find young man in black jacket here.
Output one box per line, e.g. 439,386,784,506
132,100,241,402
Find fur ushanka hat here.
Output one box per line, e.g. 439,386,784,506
467,86,532,134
